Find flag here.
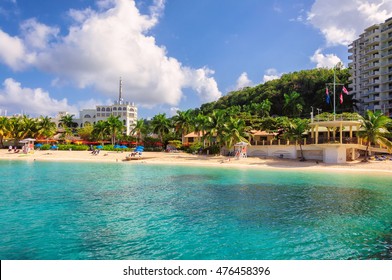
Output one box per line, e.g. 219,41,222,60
342,86,349,95
340,92,343,104
326,87,330,104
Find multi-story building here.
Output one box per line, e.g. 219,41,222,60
348,17,392,116
54,79,138,135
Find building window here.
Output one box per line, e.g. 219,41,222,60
97,113,101,117
84,114,91,118
118,107,122,111
97,107,101,111
123,112,127,116
123,107,126,110
113,107,117,111
106,107,111,112
106,113,110,117
123,120,126,125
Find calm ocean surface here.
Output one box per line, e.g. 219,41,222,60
0,160,391,260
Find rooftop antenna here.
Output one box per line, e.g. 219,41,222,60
119,77,123,104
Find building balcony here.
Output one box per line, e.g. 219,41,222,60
365,46,380,54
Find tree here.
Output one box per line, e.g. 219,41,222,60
282,118,310,161
78,123,94,141
131,119,146,144
150,113,171,144
283,91,304,117
221,117,249,149
204,109,225,146
92,121,109,145
7,116,31,146
0,116,9,148
172,110,193,144
59,114,76,129
106,115,124,145
37,116,56,140
357,110,392,162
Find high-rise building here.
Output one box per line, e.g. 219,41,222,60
348,17,392,116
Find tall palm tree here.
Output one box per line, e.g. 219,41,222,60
7,116,30,146
191,113,208,147
282,118,310,161
150,113,171,143
172,110,193,143
93,120,109,145
222,117,249,149
106,115,124,145
131,119,146,144
357,110,392,162
204,109,225,146
0,116,9,148
59,114,75,129
37,116,56,140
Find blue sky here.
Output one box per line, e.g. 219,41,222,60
0,0,391,119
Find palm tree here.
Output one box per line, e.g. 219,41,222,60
37,116,56,140
221,117,249,150
357,110,392,162
93,120,109,145
7,116,30,146
282,118,310,161
59,114,75,129
150,113,171,144
192,113,208,147
172,110,193,143
204,109,225,146
106,115,124,145
131,119,146,144
0,116,9,148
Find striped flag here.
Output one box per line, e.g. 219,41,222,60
342,86,349,95
340,92,343,104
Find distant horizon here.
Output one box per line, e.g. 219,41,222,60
1,0,391,118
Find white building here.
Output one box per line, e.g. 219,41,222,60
348,17,392,116
54,79,138,135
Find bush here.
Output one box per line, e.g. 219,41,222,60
186,141,203,154
57,144,89,151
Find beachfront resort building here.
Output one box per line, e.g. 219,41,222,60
54,79,138,135
348,17,392,116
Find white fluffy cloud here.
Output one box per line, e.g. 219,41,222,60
0,0,222,109
262,68,282,83
308,0,392,46
235,72,253,90
310,49,343,68
0,78,78,116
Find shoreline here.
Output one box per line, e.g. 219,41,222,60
1,149,392,175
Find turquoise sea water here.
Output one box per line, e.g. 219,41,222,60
0,160,391,260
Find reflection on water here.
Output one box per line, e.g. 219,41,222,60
0,160,392,260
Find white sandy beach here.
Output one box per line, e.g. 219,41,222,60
1,149,392,175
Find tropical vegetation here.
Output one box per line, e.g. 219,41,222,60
0,67,390,161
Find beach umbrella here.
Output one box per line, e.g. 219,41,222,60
96,145,103,149
50,145,58,150
114,144,121,149
35,143,43,147
120,145,128,149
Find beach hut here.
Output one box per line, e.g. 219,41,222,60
20,138,36,154
234,141,249,159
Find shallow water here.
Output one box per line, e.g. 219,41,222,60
0,160,391,260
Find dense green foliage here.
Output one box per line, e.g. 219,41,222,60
200,67,353,117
